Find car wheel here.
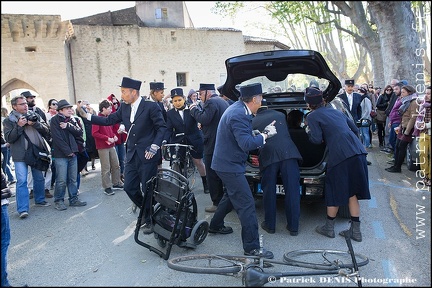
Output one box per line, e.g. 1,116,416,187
406,139,419,172
337,205,351,219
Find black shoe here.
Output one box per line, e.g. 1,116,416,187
208,226,233,234
385,166,401,173
286,225,298,236
244,248,274,259
141,223,154,235
367,161,372,165
261,221,275,234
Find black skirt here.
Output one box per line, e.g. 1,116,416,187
324,154,371,206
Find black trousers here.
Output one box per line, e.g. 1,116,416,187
210,171,259,253
394,137,409,169
204,153,224,206
123,153,158,223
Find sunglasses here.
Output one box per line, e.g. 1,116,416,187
52,103,58,106
386,89,393,91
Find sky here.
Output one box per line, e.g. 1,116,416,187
1,1,240,30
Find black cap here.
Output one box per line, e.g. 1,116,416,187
21,91,36,98
149,82,166,90
198,83,215,91
170,88,184,97
56,99,73,111
345,79,355,86
240,83,262,99
119,77,142,90
304,87,323,105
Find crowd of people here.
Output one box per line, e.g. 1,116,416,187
1,76,430,284
346,79,430,186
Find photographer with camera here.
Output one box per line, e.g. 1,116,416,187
3,95,52,219
23,91,55,199
22,91,47,122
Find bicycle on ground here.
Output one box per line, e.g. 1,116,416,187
162,142,197,190
167,230,369,287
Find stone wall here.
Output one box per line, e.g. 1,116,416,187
1,14,69,108
67,25,247,104
2,13,285,109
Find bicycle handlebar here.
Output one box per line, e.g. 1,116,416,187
163,143,195,150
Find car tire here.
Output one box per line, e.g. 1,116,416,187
406,139,420,172
337,205,351,219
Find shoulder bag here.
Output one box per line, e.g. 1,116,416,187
23,132,51,171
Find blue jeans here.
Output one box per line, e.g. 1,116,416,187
360,126,371,147
115,143,125,175
1,204,11,287
1,147,14,182
14,161,45,213
54,156,79,203
389,123,400,158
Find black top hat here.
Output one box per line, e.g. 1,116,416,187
304,87,323,105
240,83,262,99
119,77,142,90
345,79,355,86
150,82,166,90
198,83,215,91
21,91,36,98
170,88,184,98
56,99,73,111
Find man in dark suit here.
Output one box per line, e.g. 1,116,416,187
163,88,208,193
337,79,364,121
189,83,229,213
209,83,277,259
252,101,303,236
86,77,167,234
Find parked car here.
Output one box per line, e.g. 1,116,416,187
220,49,355,217
406,137,420,171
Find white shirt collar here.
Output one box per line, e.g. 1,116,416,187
131,96,142,109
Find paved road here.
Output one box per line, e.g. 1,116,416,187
6,141,431,287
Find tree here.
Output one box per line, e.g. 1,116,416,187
213,1,430,89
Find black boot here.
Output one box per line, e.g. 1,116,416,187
315,218,335,238
201,176,209,194
339,221,362,242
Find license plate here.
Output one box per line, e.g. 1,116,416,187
276,184,285,194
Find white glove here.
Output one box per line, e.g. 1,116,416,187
263,121,277,138
145,144,160,159
252,130,261,136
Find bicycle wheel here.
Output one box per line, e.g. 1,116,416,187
283,249,369,270
185,155,197,190
167,254,254,275
171,161,182,175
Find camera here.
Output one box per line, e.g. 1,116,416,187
23,111,39,122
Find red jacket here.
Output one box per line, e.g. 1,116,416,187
92,113,116,150
107,94,127,145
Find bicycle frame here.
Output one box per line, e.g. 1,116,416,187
244,230,364,287
167,230,367,287
162,143,197,190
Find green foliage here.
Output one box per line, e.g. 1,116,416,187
213,1,244,18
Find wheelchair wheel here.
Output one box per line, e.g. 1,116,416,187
191,220,209,245
154,233,167,248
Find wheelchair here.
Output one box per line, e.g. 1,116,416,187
134,168,209,260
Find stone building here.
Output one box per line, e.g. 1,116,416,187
1,1,289,109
